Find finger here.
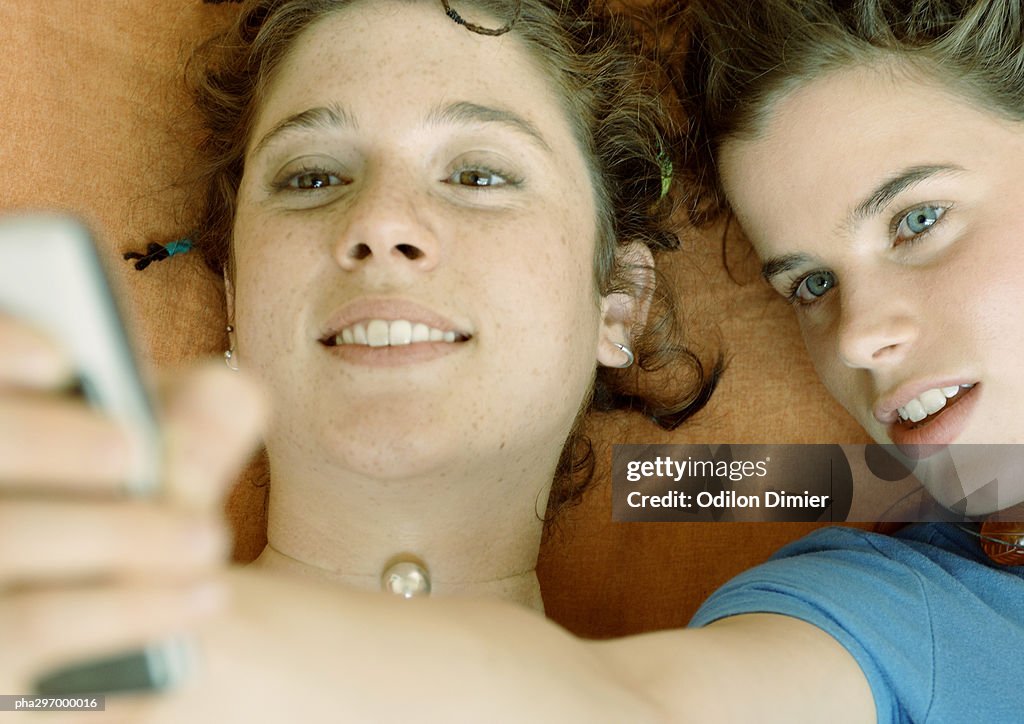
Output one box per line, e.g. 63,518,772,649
160,362,267,512
2,579,225,688
0,313,72,390
0,501,229,584
0,395,133,494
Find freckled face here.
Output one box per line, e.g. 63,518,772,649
230,1,604,480
720,65,1024,509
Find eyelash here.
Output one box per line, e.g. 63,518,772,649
271,165,347,192
785,270,835,308
890,203,951,246
444,163,522,190
271,164,523,194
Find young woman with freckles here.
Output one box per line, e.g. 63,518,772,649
675,0,1024,721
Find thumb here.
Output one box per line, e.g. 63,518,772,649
159,361,267,512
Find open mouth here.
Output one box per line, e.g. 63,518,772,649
896,383,976,430
320,318,472,348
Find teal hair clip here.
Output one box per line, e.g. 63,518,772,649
123,237,194,271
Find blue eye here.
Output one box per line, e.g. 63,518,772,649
791,270,836,304
895,204,946,243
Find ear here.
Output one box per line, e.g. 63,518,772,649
596,241,655,369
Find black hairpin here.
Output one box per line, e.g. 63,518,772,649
441,0,521,36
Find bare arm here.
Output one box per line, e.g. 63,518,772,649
0,315,872,722
124,574,874,723
597,613,876,723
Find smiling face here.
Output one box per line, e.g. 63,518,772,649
720,63,1024,509
229,1,621,483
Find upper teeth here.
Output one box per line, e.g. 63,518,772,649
333,319,459,347
897,384,973,422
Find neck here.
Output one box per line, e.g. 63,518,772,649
251,454,557,612
253,544,545,610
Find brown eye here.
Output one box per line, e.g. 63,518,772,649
289,171,342,190
449,168,507,187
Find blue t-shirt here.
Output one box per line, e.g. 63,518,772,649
689,524,1024,722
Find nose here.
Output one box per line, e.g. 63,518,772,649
835,276,919,369
332,175,440,274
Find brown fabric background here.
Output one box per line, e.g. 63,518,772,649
1,1,872,638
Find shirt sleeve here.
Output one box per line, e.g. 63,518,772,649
688,525,1024,723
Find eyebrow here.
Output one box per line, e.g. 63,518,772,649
425,101,552,153
848,164,964,226
249,100,552,159
761,252,815,284
251,103,357,158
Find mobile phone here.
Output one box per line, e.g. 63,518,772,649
0,213,192,694
0,214,160,495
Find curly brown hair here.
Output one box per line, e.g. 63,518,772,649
186,0,722,519
677,0,1024,227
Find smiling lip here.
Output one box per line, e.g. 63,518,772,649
882,383,980,457
317,299,472,367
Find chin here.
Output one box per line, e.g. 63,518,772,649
321,429,457,481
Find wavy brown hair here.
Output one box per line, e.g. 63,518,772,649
677,0,1024,227
187,0,722,520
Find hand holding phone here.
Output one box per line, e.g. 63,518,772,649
0,215,161,495
0,215,213,695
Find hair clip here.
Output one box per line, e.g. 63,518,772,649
441,0,521,37
658,149,674,201
123,237,194,271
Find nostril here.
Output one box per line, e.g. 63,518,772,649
350,243,372,260
396,244,423,260
873,343,900,360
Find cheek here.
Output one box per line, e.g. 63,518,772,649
962,245,1024,342
534,231,600,332
798,320,857,404
491,237,599,358
486,200,598,310
232,226,315,356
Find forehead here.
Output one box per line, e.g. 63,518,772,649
251,1,572,147
718,64,1012,251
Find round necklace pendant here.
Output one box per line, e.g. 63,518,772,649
380,559,431,598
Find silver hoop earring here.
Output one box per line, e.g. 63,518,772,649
224,348,239,372
613,343,634,369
